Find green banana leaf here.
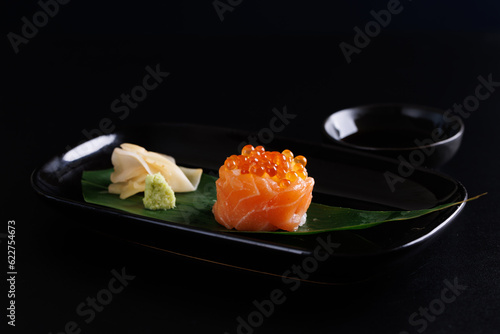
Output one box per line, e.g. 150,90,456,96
81,169,482,235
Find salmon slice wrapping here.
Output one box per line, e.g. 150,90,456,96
212,146,314,232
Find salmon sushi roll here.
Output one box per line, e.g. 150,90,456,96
212,145,314,232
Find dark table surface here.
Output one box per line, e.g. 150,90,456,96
3,13,500,334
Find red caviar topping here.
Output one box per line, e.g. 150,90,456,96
282,149,294,159
279,179,291,188
266,165,278,177
222,145,309,187
293,155,307,167
255,146,265,154
241,145,254,156
286,171,299,182
249,164,266,177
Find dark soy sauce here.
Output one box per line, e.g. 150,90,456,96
342,128,439,148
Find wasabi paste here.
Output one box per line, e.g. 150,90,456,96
143,173,176,210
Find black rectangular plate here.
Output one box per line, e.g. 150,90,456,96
31,123,467,259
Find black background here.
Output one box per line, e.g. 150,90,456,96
3,0,500,333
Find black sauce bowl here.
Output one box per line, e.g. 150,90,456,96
323,104,464,168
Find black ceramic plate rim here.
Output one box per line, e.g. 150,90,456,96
31,122,468,258
323,103,465,151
